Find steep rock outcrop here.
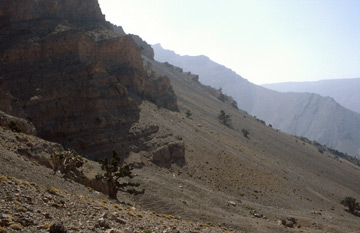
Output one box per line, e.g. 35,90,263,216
0,111,37,135
0,0,178,160
113,25,126,36
152,141,185,163
130,34,155,59
143,68,179,111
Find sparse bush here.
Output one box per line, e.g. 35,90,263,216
185,110,192,118
242,129,250,138
0,226,9,233
46,187,60,196
99,150,144,199
341,196,360,214
300,136,311,144
217,110,232,127
51,150,84,179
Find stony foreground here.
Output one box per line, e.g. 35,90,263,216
0,175,234,233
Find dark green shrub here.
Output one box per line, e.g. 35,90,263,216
242,129,250,138
341,197,359,214
217,110,232,127
185,110,192,118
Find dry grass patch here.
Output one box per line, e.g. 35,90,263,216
46,186,60,196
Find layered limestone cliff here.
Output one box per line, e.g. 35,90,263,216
0,0,178,159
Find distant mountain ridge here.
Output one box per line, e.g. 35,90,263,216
153,44,360,158
262,78,360,114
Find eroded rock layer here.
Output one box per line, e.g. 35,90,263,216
0,0,178,159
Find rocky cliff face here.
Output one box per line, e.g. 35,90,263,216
0,0,178,159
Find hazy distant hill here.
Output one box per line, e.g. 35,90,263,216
262,78,360,114
153,44,360,158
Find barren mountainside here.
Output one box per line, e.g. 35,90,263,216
1,1,360,233
153,44,360,158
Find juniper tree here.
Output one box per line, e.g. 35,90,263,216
341,196,360,214
98,150,144,199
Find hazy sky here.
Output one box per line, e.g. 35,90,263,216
98,0,360,84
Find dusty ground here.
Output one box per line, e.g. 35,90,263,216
0,127,233,232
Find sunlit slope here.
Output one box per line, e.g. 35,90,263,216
153,44,360,158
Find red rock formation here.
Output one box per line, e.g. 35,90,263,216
0,0,178,159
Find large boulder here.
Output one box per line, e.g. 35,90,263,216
152,141,185,163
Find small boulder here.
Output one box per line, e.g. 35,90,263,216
277,219,284,225
284,217,297,228
97,218,111,229
108,213,126,225
228,201,236,206
9,223,22,231
49,222,67,233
